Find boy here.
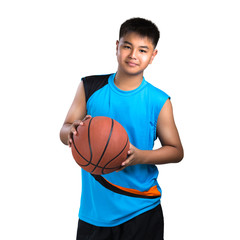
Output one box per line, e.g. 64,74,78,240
60,18,183,240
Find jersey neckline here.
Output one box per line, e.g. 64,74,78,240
108,73,147,96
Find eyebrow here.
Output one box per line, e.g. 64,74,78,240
123,41,149,49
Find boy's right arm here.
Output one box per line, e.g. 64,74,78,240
59,81,90,146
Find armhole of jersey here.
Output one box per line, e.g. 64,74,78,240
82,74,112,102
154,94,171,141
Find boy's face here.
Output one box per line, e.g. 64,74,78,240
116,32,158,76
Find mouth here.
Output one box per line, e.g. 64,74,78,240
126,61,138,67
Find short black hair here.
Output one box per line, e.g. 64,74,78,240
119,17,160,48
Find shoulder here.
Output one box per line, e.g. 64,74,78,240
146,81,170,107
82,73,113,102
143,81,171,125
146,81,169,98
82,73,111,82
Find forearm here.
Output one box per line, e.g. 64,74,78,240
139,146,184,165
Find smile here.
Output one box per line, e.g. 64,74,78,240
126,62,138,67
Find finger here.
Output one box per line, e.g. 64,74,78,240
116,166,126,172
71,127,78,135
72,120,83,132
78,116,91,126
68,133,73,147
121,154,133,167
116,159,130,172
68,125,77,145
127,147,134,155
82,115,92,122
121,160,129,167
68,139,72,148
85,115,92,120
74,119,82,126
116,155,134,172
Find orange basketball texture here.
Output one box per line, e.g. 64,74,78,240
71,116,130,175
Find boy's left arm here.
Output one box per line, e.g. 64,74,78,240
120,99,184,169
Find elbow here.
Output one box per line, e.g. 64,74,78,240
170,145,184,163
59,127,68,146
59,130,64,144
176,147,184,163
59,129,64,144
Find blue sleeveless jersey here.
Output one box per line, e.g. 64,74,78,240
78,73,170,227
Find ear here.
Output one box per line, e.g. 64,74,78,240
116,40,119,55
149,49,158,64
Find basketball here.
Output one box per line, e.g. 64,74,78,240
71,116,130,175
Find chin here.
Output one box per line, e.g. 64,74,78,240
123,67,144,76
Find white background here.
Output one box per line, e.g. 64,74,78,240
0,0,239,239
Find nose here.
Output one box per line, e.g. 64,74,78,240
129,49,137,59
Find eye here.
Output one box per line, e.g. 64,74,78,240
139,49,147,53
123,45,131,49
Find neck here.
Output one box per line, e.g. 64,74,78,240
114,71,143,91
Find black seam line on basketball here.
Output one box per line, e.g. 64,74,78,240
72,136,90,166
82,162,119,170
91,174,160,199
90,118,114,173
101,137,129,174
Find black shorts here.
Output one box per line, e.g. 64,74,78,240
76,204,164,240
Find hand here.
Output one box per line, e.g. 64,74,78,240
117,143,143,172
68,115,92,147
